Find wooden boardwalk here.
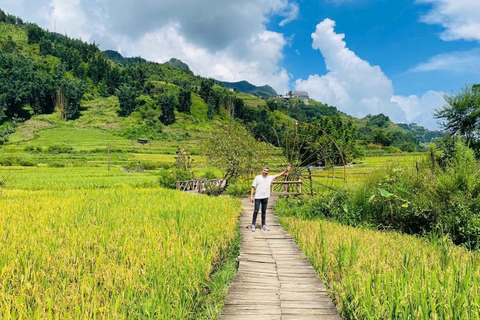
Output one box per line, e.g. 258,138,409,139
220,196,341,320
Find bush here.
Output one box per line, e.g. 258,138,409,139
24,146,43,153
48,162,66,168
46,145,74,154
224,181,251,197
0,157,15,166
0,137,4,145
19,159,36,167
158,168,193,189
284,139,480,249
202,169,217,180
140,161,162,170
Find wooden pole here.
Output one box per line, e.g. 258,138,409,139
308,168,313,196
107,144,110,171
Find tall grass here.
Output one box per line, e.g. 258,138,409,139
0,187,241,319
280,216,480,319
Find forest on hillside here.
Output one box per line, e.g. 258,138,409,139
0,8,445,160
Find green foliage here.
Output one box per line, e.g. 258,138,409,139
46,145,74,153
202,169,217,179
120,122,164,140
116,84,138,116
356,114,420,151
397,122,443,143
158,93,176,125
26,24,44,44
217,80,277,98
177,87,191,114
203,121,269,192
292,138,480,249
435,84,480,141
58,77,85,120
2,35,16,53
367,114,390,128
158,168,193,189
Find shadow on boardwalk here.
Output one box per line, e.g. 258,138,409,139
220,196,341,320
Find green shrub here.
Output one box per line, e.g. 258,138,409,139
158,168,193,189
202,169,217,180
19,159,36,167
24,146,43,153
46,145,74,154
48,162,66,168
0,157,15,166
140,161,169,170
284,139,480,249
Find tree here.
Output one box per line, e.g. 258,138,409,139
55,77,85,120
2,36,16,53
27,24,44,44
158,94,176,125
373,129,393,146
199,78,215,102
434,84,480,142
0,9,6,23
39,38,53,55
203,121,270,193
177,87,191,114
116,84,138,116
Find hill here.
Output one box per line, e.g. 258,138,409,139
164,58,190,71
396,123,443,144
103,49,147,64
218,80,277,98
0,8,440,164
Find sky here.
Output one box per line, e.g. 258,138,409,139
2,0,479,129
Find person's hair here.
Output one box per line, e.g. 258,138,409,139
263,167,269,170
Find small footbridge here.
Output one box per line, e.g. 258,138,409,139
176,179,303,195
176,178,226,193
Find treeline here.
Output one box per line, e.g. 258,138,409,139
357,114,419,152
0,8,440,159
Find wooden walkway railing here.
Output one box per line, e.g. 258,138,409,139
176,179,226,193
271,180,302,195
177,179,304,195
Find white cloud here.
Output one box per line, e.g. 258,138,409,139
279,2,299,26
1,0,295,93
417,0,480,42
295,18,444,129
410,48,480,74
391,91,446,129
123,25,291,93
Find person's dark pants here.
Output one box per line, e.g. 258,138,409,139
252,198,269,226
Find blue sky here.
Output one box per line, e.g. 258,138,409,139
2,0,479,129
268,0,478,97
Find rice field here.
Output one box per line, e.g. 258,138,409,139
0,169,241,319
279,216,480,319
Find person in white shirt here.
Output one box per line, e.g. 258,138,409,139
250,164,291,231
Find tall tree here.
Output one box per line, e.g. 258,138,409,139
158,94,176,125
116,84,138,116
177,87,191,114
55,77,85,120
434,84,480,141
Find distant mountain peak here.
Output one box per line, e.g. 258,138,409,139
165,58,190,71
218,80,277,98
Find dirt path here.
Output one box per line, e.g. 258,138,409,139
219,196,341,320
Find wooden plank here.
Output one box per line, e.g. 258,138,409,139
220,196,340,319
